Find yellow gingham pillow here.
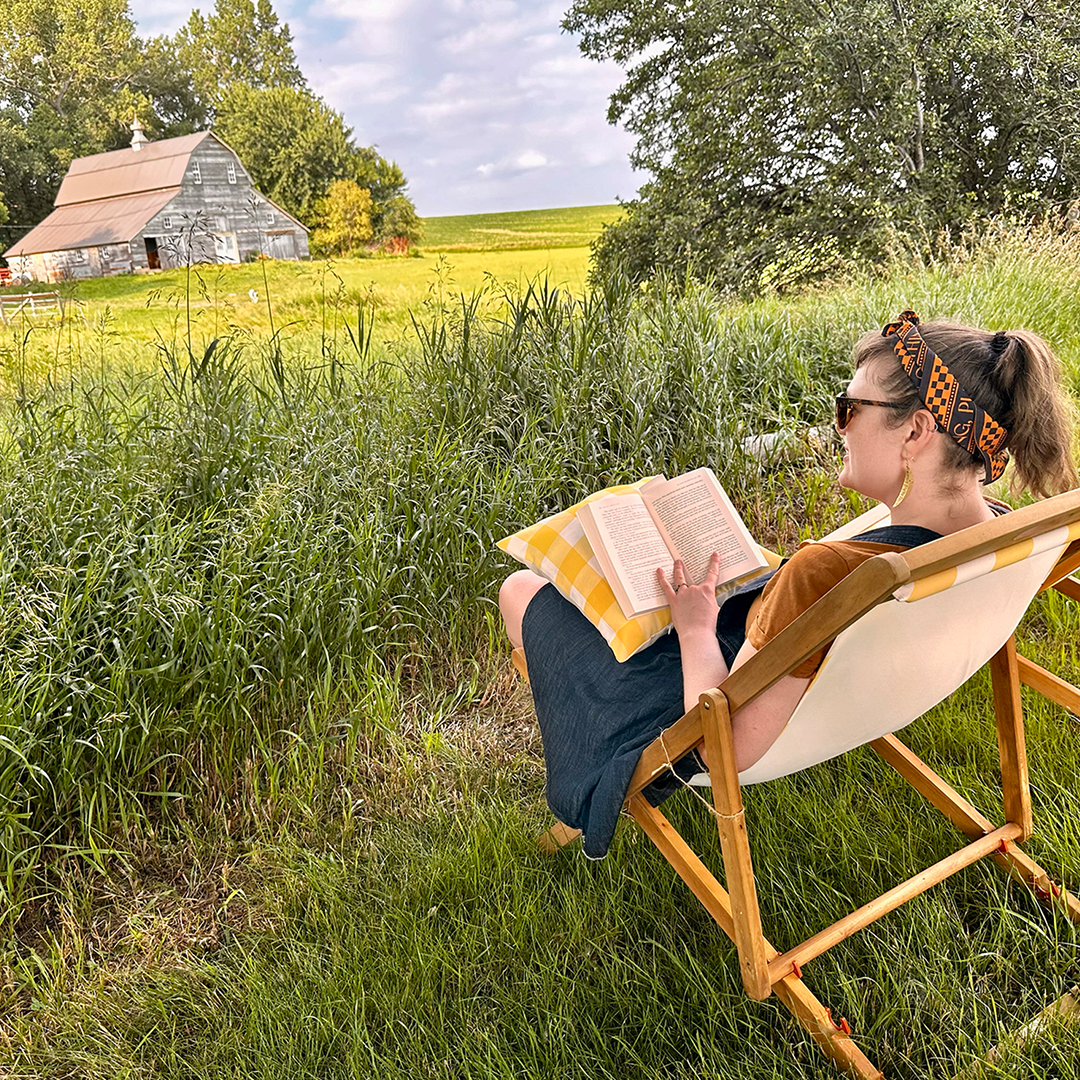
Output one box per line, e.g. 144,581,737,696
497,480,669,662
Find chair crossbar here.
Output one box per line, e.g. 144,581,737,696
767,823,1023,984
1054,575,1080,603
1040,540,1080,591
1018,655,1080,717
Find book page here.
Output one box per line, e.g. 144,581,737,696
578,494,673,616
643,468,766,586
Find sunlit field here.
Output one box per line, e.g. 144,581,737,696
14,205,616,351
0,216,1079,1078
422,203,624,251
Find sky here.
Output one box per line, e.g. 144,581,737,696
126,0,642,217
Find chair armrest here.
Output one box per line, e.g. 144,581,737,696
903,488,1080,579
719,551,911,713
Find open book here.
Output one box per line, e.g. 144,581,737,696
576,467,770,619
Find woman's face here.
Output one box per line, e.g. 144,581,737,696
837,359,911,503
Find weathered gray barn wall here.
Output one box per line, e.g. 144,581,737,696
132,137,309,271
6,132,309,281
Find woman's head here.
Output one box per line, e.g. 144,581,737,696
851,318,1078,499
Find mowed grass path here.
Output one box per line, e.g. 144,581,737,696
56,205,618,345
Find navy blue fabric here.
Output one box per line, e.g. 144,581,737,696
522,524,946,859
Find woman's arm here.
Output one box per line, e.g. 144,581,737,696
657,554,729,714
659,555,810,773
725,641,810,771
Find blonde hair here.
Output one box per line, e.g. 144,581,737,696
854,322,1078,498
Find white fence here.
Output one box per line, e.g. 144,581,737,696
0,291,63,326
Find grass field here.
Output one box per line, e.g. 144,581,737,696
1,217,1080,1079
422,203,623,251
7,206,617,354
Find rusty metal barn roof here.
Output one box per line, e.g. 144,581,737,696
4,131,212,258
5,189,179,257
55,132,211,206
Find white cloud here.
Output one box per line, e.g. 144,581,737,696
514,150,549,169
476,149,551,177
125,0,642,215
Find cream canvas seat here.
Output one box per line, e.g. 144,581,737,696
526,489,1080,1079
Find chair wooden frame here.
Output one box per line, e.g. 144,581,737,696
529,490,1080,1079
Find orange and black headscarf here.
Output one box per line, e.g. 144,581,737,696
882,310,1009,484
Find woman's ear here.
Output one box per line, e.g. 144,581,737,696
905,407,938,454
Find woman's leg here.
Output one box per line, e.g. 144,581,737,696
499,569,548,649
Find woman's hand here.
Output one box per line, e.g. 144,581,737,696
656,553,722,641
658,553,727,714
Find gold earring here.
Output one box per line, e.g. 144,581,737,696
892,463,914,508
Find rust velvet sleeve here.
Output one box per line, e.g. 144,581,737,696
746,541,907,677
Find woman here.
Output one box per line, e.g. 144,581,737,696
499,313,1078,858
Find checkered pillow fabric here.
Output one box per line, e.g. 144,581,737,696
497,480,674,662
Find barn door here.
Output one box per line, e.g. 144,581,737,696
267,233,296,260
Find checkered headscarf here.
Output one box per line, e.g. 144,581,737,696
882,310,1009,484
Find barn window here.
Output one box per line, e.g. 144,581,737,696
192,161,202,184
163,215,173,230
227,162,237,184
267,210,275,225
72,248,88,263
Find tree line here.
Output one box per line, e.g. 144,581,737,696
0,0,421,256
566,0,1080,292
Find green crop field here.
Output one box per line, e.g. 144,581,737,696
422,203,623,251
9,205,619,353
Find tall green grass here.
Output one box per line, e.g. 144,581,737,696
0,220,1079,1078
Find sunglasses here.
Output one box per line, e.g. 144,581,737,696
834,394,910,432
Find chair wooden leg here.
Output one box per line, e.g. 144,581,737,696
873,734,1080,923
537,820,581,853
774,975,885,1080
629,794,883,1079
699,689,772,1001
1017,654,1080,717
990,636,1034,841
630,794,881,1080
990,840,1080,924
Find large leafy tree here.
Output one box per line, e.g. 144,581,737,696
215,83,418,233
0,0,201,230
214,84,355,222
565,0,1080,289
173,0,305,113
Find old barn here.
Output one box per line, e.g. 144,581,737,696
4,123,309,282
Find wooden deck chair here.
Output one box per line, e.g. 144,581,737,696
522,489,1080,1079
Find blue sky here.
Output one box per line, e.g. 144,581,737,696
127,0,641,216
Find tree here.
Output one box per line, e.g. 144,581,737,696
373,195,424,249
172,0,305,114
0,108,51,228
565,0,1080,290
0,0,205,228
310,180,374,256
215,84,422,234
215,84,354,222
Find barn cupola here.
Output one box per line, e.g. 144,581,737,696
130,115,149,152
